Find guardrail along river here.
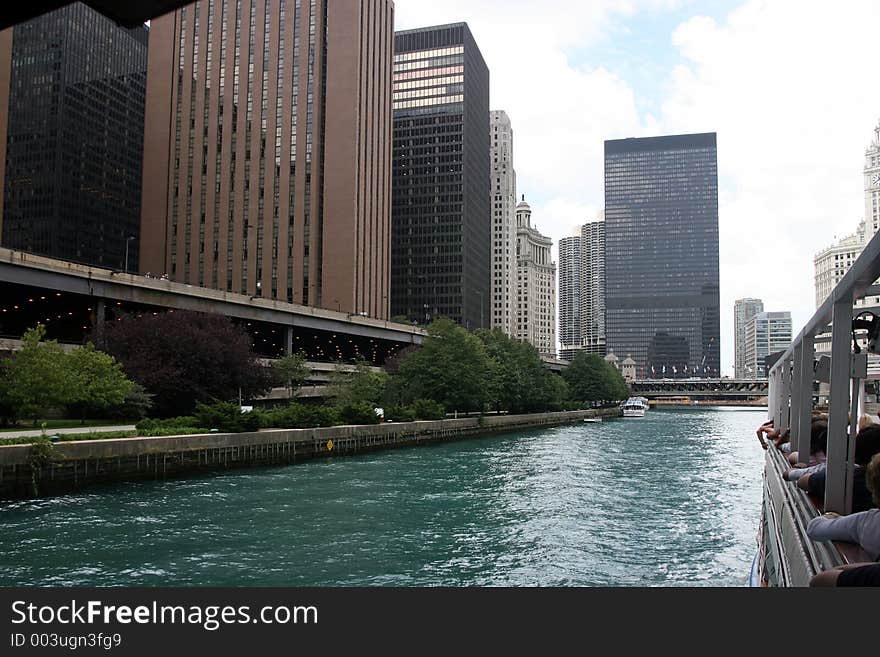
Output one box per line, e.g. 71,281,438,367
0,407,766,586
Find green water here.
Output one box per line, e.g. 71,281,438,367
0,407,767,586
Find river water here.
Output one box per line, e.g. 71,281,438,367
0,407,767,586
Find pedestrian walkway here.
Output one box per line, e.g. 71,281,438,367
0,425,135,439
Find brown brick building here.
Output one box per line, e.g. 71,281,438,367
140,0,393,318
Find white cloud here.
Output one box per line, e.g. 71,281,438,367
394,0,880,374
659,1,880,372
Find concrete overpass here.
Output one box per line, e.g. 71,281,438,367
0,247,424,364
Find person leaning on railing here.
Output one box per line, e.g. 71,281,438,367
757,418,791,452
809,452,880,587
797,425,880,513
807,452,880,559
782,421,827,482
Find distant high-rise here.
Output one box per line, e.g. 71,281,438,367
865,119,880,235
814,120,880,309
558,218,605,362
558,234,581,361
0,3,147,270
490,110,516,335
580,219,606,357
140,0,393,317
745,311,792,378
734,298,763,379
390,23,490,330
604,132,720,378
514,197,555,356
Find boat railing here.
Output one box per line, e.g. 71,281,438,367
768,224,880,515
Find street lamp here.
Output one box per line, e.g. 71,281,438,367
124,236,135,273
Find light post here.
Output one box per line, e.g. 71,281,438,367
124,236,135,273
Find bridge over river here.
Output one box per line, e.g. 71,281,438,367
629,378,768,400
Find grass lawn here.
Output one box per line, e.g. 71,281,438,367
0,419,135,433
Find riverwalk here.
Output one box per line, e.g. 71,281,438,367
0,409,617,500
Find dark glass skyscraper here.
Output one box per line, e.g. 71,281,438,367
0,3,147,270
391,23,490,329
604,132,719,378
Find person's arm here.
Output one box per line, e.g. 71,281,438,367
810,561,878,587
807,512,863,544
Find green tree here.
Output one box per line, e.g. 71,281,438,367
397,319,494,413
562,352,627,403
329,360,389,407
2,325,70,424
66,343,135,423
93,310,272,417
273,352,309,399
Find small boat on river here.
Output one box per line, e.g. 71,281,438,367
620,397,649,417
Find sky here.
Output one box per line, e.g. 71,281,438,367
395,0,880,376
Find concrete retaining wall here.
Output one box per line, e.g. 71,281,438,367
0,409,618,499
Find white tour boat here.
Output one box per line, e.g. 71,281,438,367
620,397,649,417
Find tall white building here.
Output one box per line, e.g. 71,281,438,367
490,111,517,335
515,196,556,356
580,219,606,356
866,119,880,234
558,233,582,360
558,217,605,361
814,221,869,308
734,298,764,379
814,119,880,308
744,311,792,379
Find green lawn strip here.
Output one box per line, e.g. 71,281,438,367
0,427,211,446
0,419,136,433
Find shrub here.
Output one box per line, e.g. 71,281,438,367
264,402,340,429
337,401,380,425
194,401,264,433
412,398,445,420
385,405,416,423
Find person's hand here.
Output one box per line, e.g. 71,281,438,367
822,512,841,519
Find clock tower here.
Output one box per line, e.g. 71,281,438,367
866,119,880,234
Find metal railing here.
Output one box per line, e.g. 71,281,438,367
768,224,880,513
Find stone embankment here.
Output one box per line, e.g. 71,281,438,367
0,408,618,499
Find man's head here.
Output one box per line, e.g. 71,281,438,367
855,425,880,466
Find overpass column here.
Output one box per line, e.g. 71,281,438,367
94,299,106,331
285,325,293,355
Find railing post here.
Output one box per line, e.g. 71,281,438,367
825,295,853,513
768,368,778,425
780,355,792,434
795,336,814,461
791,342,803,453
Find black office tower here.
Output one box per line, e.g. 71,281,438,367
604,133,720,378
391,23,490,329
0,3,147,270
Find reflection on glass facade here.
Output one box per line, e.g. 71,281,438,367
604,133,720,378
1,3,147,270
391,23,490,329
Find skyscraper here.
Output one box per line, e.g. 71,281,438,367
514,197,555,356
558,233,581,361
865,119,880,235
490,109,516,335
390,23,490,330
604,132,720,378
558,218,605,361
744,311,792,378
140,0,393,317
734,298,764,379
0,3,147,270
580,219,606,357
